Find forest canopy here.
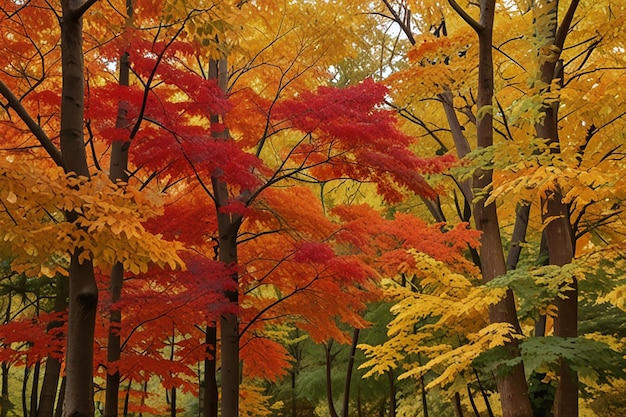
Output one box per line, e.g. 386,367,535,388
0,0,625,416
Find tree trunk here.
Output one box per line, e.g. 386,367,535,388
54,378,65,417
324,341,339,417
1,362,10,417
464,0,533,415
122,383,130,417
22,366,30,417
208,57,242,417
38,276,69,417
341,328,360,417
532,0,579,414
452,392,464,417
30,362,41,417
104,262,124,417
203,325,218,417
169,388,176,417
467,385,480,417
60,1,99,415
104,41,131,416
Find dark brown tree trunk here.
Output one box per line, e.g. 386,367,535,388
453,392,464,417
30,362,41,417
467,385,480,417
104,262,124,417
341,328,360,417
104,42,131,417
324,341,339,417
22,366,30,417
122,383,130,417
38,276,69,417
474,369,495,417
1,362,9,417
448,0,533,415
203,325,218,417
60,1,99,416
169,388,176,417
208,57,242,417
420,371,428,417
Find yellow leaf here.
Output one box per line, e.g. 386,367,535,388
6,191,17,204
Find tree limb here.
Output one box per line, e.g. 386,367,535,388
556,0,581,50
71,0,99,19
0,80,65,168
447,0,483,33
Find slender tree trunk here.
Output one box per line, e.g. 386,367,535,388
30,362,41,417
169,388,176,417
22,366,30,417
418,353,429,417
122,383,130,417
474,369,494,417
2,300,12,417
104,0,132,411
341,328,360,417
203,325,218,417
208,57,242,417
467,385,480,417
60,1,99,415
38,276,69,417
324,341,339,417
104,262,124,417
1,362,9,417
54,378,65,417
453,392,464,417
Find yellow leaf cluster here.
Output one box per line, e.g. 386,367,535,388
359,250,511,389
0,158,183,277
239,380,282,417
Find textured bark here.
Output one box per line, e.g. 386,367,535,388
449,0,533,415
38,277,69,417
104,45,131,417
60,1,99,416
533,1,579,415
208,57,242,417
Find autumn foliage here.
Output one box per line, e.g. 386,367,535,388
1,0,626,416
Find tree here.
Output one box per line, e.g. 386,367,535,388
1,1,184,416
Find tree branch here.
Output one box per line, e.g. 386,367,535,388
555,0,581,50
71,0,99,19
447,0,483,33
0,80,65,168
